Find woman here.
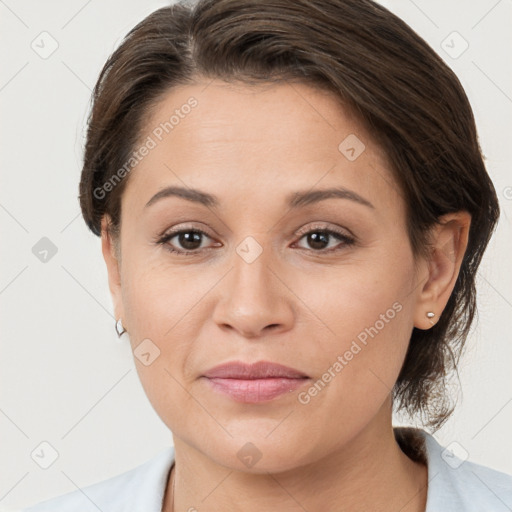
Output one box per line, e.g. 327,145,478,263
23,0,512,510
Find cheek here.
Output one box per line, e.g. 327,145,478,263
296,254,416,422
121,252,205,340
119,254,215,399
119,261,204,426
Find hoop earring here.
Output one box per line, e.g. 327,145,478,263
115,318,127,338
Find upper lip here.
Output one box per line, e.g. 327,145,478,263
203,361,309,379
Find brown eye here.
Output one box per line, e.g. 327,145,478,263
295,228,355,253
305,231,330,250
158,229,214,255
174,231,204,251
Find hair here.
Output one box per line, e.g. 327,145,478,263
78,0,500,431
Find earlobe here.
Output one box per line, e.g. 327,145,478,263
413,211,471,330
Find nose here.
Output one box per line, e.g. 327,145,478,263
212,243,295,339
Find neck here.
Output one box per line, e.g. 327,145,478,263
163,408,428,512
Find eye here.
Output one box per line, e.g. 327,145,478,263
157,228,217,255
156,224,355,256
293,226,355,253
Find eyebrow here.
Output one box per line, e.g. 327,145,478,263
144,185,374,210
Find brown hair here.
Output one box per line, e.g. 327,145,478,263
79,0,500,430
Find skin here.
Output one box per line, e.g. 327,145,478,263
101,79,471,512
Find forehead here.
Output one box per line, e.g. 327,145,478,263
142,79,369,149
124,79,401,214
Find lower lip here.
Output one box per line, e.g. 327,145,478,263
203,377,309,403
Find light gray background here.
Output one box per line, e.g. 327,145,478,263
1,0,511,509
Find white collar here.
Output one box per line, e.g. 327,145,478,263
24,428,512,511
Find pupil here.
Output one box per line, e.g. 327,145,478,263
308,232,328,250
179,231,201,250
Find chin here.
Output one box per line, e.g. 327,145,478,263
201,432,319,475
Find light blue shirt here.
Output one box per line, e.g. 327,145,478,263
21,428,512,511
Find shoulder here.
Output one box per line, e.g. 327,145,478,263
21,446,175,512
399,427,512,512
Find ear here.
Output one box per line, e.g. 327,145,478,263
413,211,471,330
101,215,125,326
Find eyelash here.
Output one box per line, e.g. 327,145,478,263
156,224,355,256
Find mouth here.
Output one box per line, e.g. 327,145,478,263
201,360,310,403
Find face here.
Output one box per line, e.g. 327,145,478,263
104,79,429,472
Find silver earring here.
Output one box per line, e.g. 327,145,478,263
115,318,127,337
426,312,435,319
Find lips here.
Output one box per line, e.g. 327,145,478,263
201,361,310,403
202,360,309,379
